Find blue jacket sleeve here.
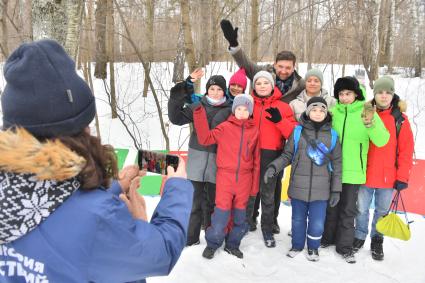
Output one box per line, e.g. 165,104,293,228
108,180,122,196
87,178,194,282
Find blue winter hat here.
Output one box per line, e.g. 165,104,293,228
1,39,96,137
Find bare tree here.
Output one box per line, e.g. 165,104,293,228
65,0,84,59
173,23,185,83
22,0,33,41
0,0,9,58
250,0,259,62
32,0,67,43
143,0,154,97
94,0,107,79
411,0,421,77
387,0,395,73
107,0,117,118
180,0,197,72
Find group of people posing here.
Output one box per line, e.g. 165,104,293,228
168,19,415,264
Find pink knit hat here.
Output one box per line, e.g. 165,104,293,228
229,68,247,91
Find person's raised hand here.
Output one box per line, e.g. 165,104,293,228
220,19,239,47
188,68,204,82
118,165,145,195
120,176,148,221
167,157,187,179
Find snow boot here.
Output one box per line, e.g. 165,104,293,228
352,238,365,253
286,247,302,258
224,246,244,259
202,247,217,259
262,231,276,248
307,249,320,262
341,251,356,264
186,239,200,247
371,235,384,261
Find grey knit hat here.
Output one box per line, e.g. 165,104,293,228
305,68,323,86
306,96,328,117
373,76,395,96
232,94,254,116
253,71,275,88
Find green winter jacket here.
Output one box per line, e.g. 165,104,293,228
330,100,389,184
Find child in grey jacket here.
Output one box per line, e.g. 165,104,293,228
264,97,342,261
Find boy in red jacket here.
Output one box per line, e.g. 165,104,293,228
193,94,260,259
353,76,414,261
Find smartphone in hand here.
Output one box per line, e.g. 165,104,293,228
138,149,179,174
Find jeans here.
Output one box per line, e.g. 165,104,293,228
291,199,328,250
355,186,394,240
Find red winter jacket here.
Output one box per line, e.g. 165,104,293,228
252,87,297,150
365,100,414,188
193,107,260,196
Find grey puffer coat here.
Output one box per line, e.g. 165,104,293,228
289,89,336,122
268,114,342,202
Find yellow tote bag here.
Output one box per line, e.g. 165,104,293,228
376,191,412,241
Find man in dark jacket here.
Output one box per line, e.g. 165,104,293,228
220,19,304,234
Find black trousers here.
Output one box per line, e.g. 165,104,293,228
252,150,283,226
186,181,216,245
322,183,360,254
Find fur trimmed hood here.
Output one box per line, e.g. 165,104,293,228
0,128,86,180
0,128,85,244
368,93,407,113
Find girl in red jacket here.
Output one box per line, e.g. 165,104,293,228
248,71,297,247
353,76,414,261
193,94,260,259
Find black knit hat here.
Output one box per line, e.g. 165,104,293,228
333,76,364,101
1,39,96,138
306,97,328,117
205,75,227,94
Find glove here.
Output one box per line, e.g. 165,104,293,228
265,107,282,123
220,19,239,47
361,102,376,128
394,180,408,191
329,192,340,207
170,81,189,102
263,166,277,184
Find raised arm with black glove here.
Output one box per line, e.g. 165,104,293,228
220,19,239,47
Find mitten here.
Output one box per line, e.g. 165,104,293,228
220,19,239,47
265,107,282,123
170,81,189,102
263,166,277,184
329,192,340,207
394,180,408,191
361,102,376,128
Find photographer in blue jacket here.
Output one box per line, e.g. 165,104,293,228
0,39,193,283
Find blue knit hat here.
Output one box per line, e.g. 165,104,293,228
1,39,96,137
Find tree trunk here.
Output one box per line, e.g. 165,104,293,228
94,0,107,79
143,0,154,98
199,0,210,66
250,0,259,62
180,0,197,73
387,0,395,73
0,0,9,58
412,0,421,77
210,0,219,61
272,0,283,56
307,0,315,70
22,0,33,41
173,23,185,83
65,0,84,60
32,0,67,44
369,0,381,88
107,0,117,118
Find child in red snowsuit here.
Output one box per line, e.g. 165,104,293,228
193,94,260,259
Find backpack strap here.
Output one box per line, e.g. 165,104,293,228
292,125,303,162
391,107,405,169
327,129,339,172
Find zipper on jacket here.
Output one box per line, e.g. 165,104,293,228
359,143,364,172
246,141,250,157
341,107,348,149
235,124,245,182
258,101,265,131
308,130,318,202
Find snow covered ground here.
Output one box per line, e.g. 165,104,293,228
145,197,425,283
1,61,425,282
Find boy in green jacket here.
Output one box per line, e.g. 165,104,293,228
321,76,389,264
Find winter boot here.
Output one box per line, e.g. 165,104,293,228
307,249,320,262
371,236,384,261
186,239,200,247
352,238,365,253
224,246,244,259
341,250,356,264
202,247,217,259
272,222,280,234
262,231,276,248
286,247,302,258
320,240,333,249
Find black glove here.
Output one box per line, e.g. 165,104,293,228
394,180,408,191
170,81,189,102
329,192,340,207
220,19,239,47
263,166,277,184
265,107,282,123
